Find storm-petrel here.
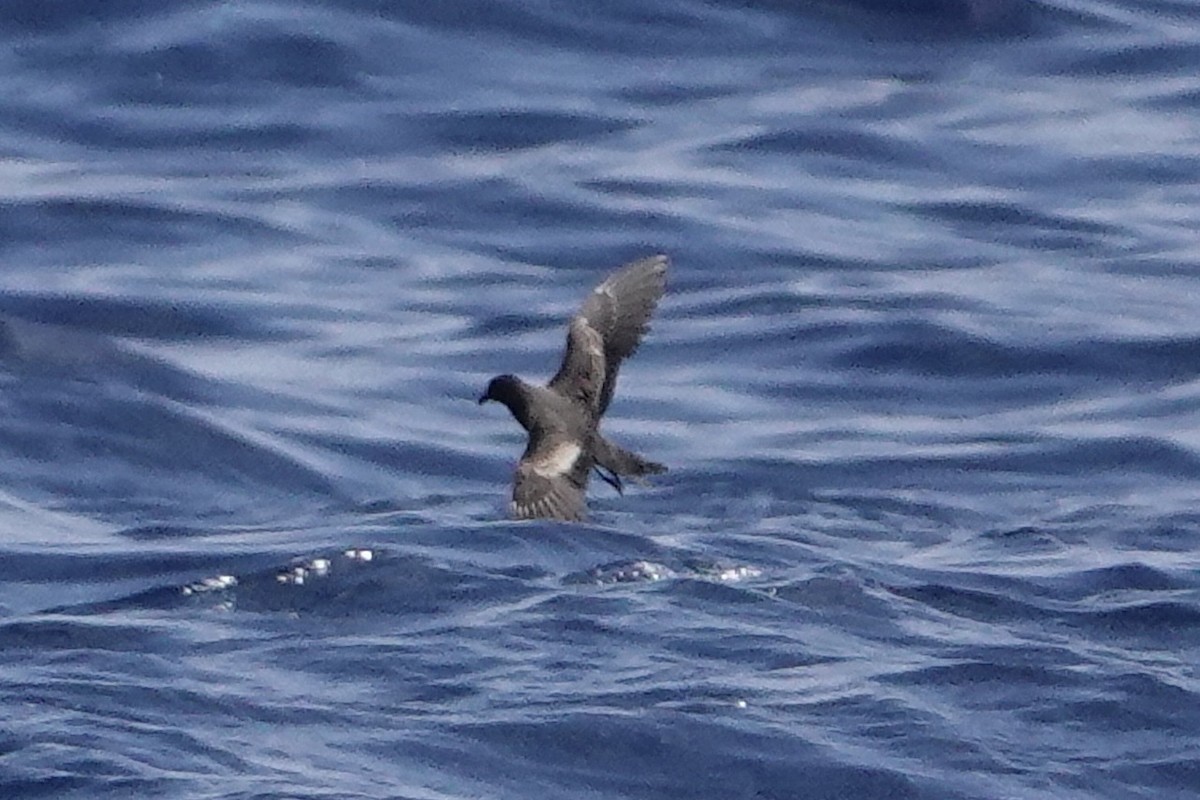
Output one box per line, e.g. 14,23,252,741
478,255,668,521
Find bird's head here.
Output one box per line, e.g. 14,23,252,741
478,374,522,406
479,374,536,430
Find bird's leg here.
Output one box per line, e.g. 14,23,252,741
594,464,624,495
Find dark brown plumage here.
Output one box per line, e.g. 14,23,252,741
478,255,669,521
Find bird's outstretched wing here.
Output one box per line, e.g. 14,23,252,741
549,255,668,415
547,317,606,413
511,435,590,521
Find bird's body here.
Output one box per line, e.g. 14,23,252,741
479,255,669,521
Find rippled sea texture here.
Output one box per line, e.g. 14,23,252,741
3,1,1200,798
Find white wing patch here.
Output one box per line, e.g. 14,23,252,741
531,441,582,478
570,317,604,357
581,321,604,358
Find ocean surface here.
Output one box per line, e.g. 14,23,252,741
2,1,1200,798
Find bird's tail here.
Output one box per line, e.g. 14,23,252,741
592,436,666,494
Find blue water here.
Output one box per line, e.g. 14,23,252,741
2,1,1199,797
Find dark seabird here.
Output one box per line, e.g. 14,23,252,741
479,255,669,521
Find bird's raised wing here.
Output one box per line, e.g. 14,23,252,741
547,317,606,414
550,255,668,415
